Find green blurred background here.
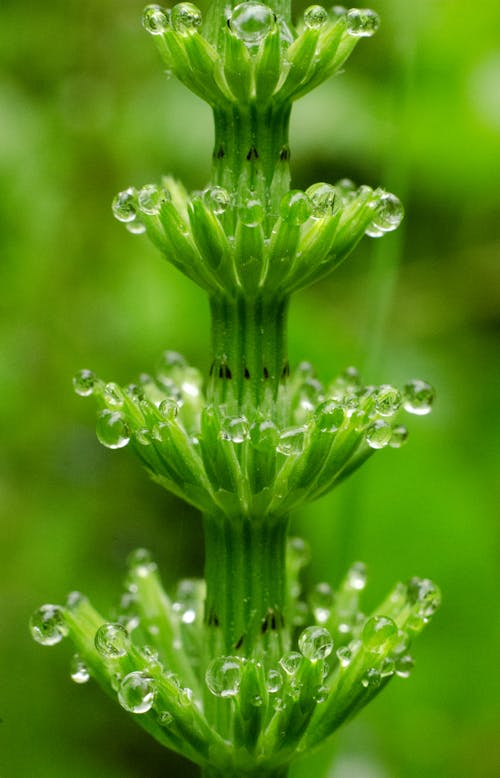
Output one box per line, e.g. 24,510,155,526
1,0,499,775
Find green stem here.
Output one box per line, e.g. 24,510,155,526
202,768,289,778
203,512,289,659
208,294,289,409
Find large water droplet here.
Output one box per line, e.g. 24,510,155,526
299,626,333,661
230,2,275,45
205,656,243,698
304,5,328,29
395,654,414,679
203,186,231,215
250,418,279,451
96,409,130,449
306,182,336,218
118,671,156,713
375,385,402,417
279,190,312,226
366,419,392,449
403,379,435,416
112,188,137,223
142,5,170,35
159,398,179,420
266,668,283,693
279,651,303,675
406,577,441,619
220,415,250,443
70,654,90,684
276,426,306,456
103,382,125,409
390,425,408,448
171,3,202,34
138,184,169,215
30,604,68,646
362,616,398,653
346,8,380,38
73,369,97,397
126,219,146,235
239,197,265,227
95,623,129,659
336,645,353,667
369,191,404,234
314,401,345,432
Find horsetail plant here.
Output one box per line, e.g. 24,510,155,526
31,3,440,776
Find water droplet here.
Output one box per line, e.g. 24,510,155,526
203,186,231,215
159,398,179,420
406,577,441,619
336,646,353,667
314,401,345,432
250,418,280,451
347,562,367,591
304,5,328,29
380,657,395,678
138,184,169,215
279,190,312,225
299,626,333,661
306,182,336,218
135,427,152,446
369,191,404,234
362,616,398,653
346,8,380,38
205,656,243,698
361,667,381,688
157,350,187,378
126,219,146,235
230,2,275,45
390,425,408,448
118,671,156,713
277,426,306,455
311,582,334,624
239,197,265,227
314,685,328,703
142,5,170,35
70,654,90,684
73,369,97,397
96,409,130,449
171,2,202,34
266,668,283,693
375,385,402,417
95,623,129,659
366,419,392,449
103,382,125,409
403,379,435,416
30,604,68,646
112,188,137,223
395,654,414,679
220,415,250,443
279,651,303,675
128,548,157,577
66,591,88,611
159,710,174,726
335,177,357,203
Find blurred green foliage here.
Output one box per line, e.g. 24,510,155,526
1,0,499,776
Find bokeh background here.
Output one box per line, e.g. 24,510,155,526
1,0,499,776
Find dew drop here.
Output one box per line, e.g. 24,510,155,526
311,582,334,624
403,379,435,416
369,191,404,234
203,186,231,215
142,5,170,35
314,401,345,432
73,369,97,397
128,548,158,578
395,654,414,679
277,426,306,456
70,654,90,684
220,415,250,443
159,398,179,420
30,604,68,646
361,667,381,688
239,197,265,227
95,623,129,659
138,184,169,215
157,350,187,375
250,418,280,451
347,561,367,591
171,2,202,34
380,657,395,678
230,2,275,45
135,428,152,446
335,177,356,203
336,645,353,668
66,591,88,611
362,616,398,653
299,626,333,661
279,651,303,675
96,409,130,449
205,656,243,698
365,419,392,449
103,382,125,409
279,190,312,225
406,577,441,618
390,425,408,448
126,219,146,235
112,188,137,223
118,671,156,713
304,5,328,29
159,710,174,726
375,384,402,417
306,182,336,218
346,8,380,38
266,668,283,693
